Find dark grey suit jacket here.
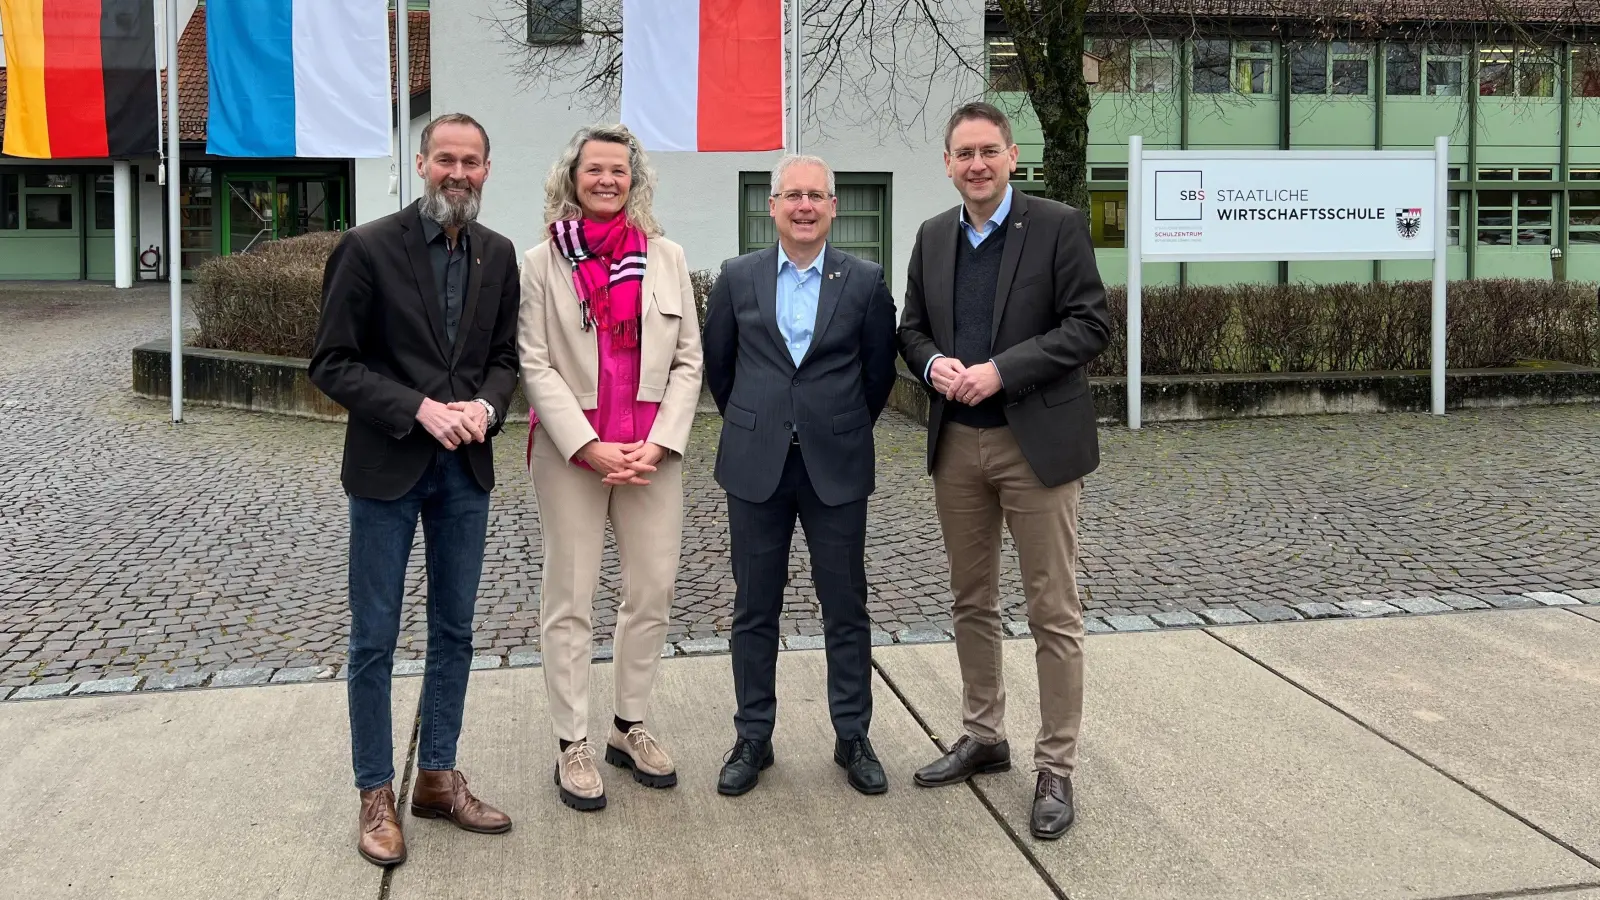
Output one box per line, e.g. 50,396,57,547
898,190,1111,488
310,202,521,500
703,245,898,506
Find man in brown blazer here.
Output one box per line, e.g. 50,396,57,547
897,102,1110,840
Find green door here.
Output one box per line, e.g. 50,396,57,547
221,174,346,255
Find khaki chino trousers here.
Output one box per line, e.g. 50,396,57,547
933,422,1085,776
529,433,683,743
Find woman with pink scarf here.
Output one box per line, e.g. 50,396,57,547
517,124,703,813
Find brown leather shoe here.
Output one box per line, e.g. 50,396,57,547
357,784,406,867
410,769,513,834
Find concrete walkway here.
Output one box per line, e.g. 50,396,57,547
2,609,1598,899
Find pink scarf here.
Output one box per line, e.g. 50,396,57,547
549,215,647,349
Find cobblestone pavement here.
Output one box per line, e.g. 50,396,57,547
2,284,1598,690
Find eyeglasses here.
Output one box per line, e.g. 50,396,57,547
772,190,832,205
950,145,1011,162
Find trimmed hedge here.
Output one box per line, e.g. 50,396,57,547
193,231,340,359
1089,279,1600,376
190,232,1598,376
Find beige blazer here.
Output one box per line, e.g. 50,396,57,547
517,233,704,463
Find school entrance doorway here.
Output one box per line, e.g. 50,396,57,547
221,174,348,256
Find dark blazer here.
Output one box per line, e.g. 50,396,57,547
703,244,898,506
309,201,521,501
898,190,1111,488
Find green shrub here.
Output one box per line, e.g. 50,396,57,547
1090,278,1599,376
192,231,340,359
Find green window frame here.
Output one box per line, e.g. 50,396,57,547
91,172,118,235
1193,39,1274,95
1478,45,1559,98
1086,38,1176,94
1292,41,1372,96
738,171,893,284
1476,189,1554,246
1385,43,1466,97
1569,188,1600,245
18,173,76,232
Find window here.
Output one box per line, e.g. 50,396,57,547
1570,189,1600,244
0,174,17,230
1479,46,1558,98
738,172,892,274
1291,43,1328,94
1292,41,1371,95
1192,39,1232,94
1574,45,1600,98
1090,166,1128,181
527,0,580,45
1519,168,1554,181
1478,168,1513,181
25,195,72,230
1235,41,1274,95
1087,38,1129,93
1090,191,1127,248
1448,191,1463,246
94,173,115,232
1476,190,1552,246
180,166,216,271
1426,44,1466,96
1193,39,1273,94
1086,38,1176,93
1572,169,1600,181
1134,40,1176,93
25,173,73,189
1387,44,1421,95
988,36,1025,91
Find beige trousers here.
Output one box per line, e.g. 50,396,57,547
933,422,1085,776
529,432,683,742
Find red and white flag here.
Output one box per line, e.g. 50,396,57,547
620,0,784,152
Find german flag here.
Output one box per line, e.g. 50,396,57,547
1,0,159,159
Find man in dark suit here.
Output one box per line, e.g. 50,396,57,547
703,155,898,797
310,113,516,867
898,102,1111,840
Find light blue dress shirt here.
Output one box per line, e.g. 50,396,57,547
777,244,826,367
959,184,1014,248
925,186,1015,383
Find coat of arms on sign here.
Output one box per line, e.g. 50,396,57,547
1396,208,1423,239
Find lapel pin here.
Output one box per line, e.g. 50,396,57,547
1014,222,1024,229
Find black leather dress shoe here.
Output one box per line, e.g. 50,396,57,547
913,735,1011,787
717,738,774,796
834,736,888,795
1030,770,1075,840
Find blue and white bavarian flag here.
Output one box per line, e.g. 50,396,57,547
206,0,391,158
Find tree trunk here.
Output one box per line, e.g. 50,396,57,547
994,0,1091,213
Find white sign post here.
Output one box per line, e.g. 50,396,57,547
1125,137,1450,429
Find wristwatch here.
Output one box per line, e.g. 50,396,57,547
473,398,497,428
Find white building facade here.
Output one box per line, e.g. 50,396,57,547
433,0,988,294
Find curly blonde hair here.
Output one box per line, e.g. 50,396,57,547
543,124,663,237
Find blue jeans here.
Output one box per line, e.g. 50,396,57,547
346,449,489,791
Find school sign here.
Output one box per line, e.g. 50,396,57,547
1125,141,1451,428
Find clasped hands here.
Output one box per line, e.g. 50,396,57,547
416,397,489,450
577,439,666,487
929,357,1003,406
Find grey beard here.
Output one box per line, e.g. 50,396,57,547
420,183,481,230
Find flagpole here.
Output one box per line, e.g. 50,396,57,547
396,0,410,208
790,0,802,154
166,0,183,423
